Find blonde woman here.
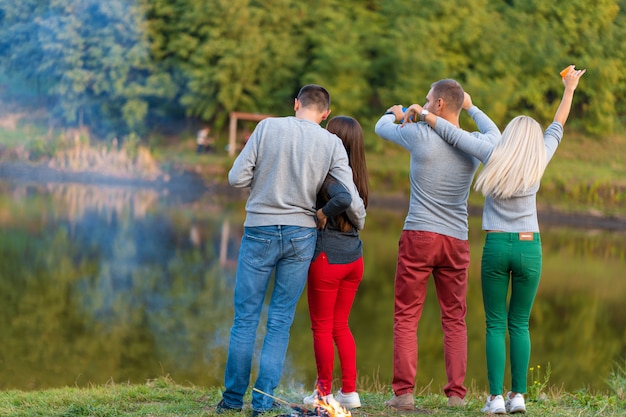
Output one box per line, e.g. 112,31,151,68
404,66,585,414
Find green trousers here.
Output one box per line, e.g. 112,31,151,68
481,232,542,395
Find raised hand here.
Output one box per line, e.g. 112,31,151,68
562,65,586,91
401,104,423,127
462,92,473,111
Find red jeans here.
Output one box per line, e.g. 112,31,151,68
392,231,469,399
307,252,363,396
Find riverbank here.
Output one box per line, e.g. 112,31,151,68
368,191,626,232
0,375,624,417
172,140,626,231
1,159,625,232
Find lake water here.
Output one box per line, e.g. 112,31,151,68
0,176,624,395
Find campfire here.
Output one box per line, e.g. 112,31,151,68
253,388,352,417
309,395,352,417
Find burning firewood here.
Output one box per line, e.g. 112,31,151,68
252,388,352,417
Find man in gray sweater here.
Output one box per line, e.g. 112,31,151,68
374,79,499,411
217,84,366,416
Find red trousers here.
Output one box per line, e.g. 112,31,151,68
392,230,469,399
307,252,363,396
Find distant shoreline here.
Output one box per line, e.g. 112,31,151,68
2,161,625,232
368,193,626,232
0,160,203,188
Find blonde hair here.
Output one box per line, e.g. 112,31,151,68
474,116,547,199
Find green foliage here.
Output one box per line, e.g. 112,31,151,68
0,0,176,137
297,1,382,119
527,363,552,401
2,0,626,139
607,358,626,400
123,132,141,160
25,135,55,161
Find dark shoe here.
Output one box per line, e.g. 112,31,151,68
217,399,242,414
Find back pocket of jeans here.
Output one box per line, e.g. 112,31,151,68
520,252,542,281
290,230,316,262
242,234,271,265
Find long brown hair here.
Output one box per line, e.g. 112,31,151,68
326,116,369,231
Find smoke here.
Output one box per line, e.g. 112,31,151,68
0,0,177,138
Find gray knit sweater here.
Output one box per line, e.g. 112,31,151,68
433,111,563,232
229,116,366,230
374,107,500,240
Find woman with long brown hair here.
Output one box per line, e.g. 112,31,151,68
303,116,369,409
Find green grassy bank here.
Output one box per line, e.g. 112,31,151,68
362,131,626,219
1,374,624,417
158,128,626,220
2,120,625,221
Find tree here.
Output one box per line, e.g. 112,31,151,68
144,0,310,128
0,0,176,137
371,1,505,110
3,0,626,138
296,0,383,119
493,0,621,134
0,0,48,89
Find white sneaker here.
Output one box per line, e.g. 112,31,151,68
505,392,526,414
303,390,336,406
481,395,506,414
335,389,361,409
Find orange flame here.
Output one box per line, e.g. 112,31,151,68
313,397,352,417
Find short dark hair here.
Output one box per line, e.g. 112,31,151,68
297,84,331,112
431,79,464,112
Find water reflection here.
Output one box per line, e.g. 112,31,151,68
0,180,624,394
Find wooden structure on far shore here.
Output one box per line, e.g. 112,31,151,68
228,111,273,156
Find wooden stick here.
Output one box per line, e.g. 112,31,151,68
252,388,311,414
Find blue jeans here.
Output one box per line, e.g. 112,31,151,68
222,225,317,412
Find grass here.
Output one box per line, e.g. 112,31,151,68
0,371,624,417
537,131,626,216
608,359,626,402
